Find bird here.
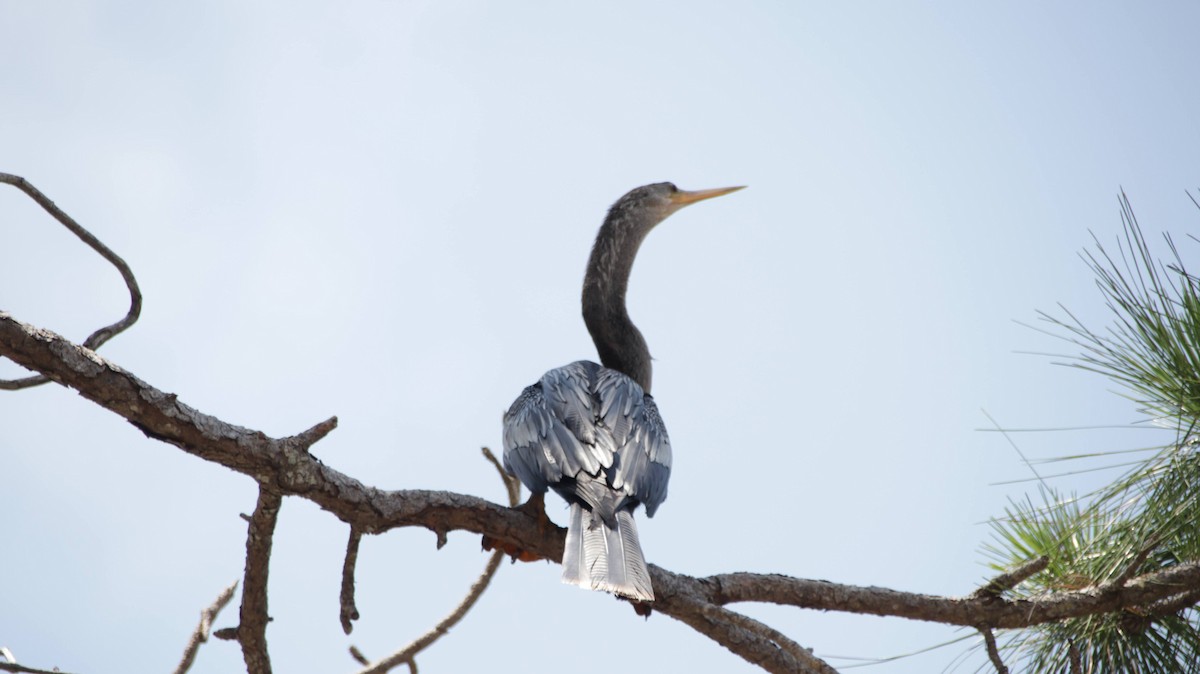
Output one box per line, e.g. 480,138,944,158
502,181,744,602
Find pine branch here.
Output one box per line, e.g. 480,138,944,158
7,311,1200,674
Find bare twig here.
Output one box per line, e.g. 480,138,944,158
979,627,1008,674
285,416,339,453
349,646,370,666
0,649,76,674
972,556,1050,599
239,487,282,674
353,448,521,674
0,662,77,674
173,581,239,674
481,446,521,506
0,172,141,390
357,549,505,674
1115,538,1159,587
341,527,363,635
1068,639,1082,674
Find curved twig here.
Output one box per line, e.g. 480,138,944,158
0,172,141,390
353,448,520,674
173,581,239,674
481,446,522,506
358,549,506,674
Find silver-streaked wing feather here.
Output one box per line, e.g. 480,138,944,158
503,362,615,493
502,385,556,490
596,366,671,516
503,360,671,517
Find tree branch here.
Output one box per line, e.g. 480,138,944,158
6,311,1200,673
971,556,1049,599
353,447,521,673
979,627,1008,674
1143,587,1200,618
1114,538,1159,587
0,662,77,674
673,594,836,674
0,173,141,390
357,549,506,674
238,487,282,674
0,648,77,674
173,581,239,674
700,567,1200,628
341,527,363,635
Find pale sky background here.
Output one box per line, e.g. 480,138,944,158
3,2,1200,673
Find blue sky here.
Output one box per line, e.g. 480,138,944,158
3,2,1200,672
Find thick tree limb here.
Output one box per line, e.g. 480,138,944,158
5,311,1200,674
0,173,141,390
699,568,1200,628
665,592,837,674
173,581,239,674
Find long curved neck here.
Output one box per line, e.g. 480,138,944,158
581,215,654,393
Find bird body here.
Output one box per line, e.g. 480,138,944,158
503,359,669,601
502,182,743,602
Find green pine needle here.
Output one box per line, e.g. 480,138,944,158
980,193,1200,673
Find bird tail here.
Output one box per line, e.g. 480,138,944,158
561,503,654,601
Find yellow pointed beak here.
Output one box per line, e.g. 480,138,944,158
669,185,746,207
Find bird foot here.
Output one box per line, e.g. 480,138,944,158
629,599,654,618
514,491,553,531
480,492,553,563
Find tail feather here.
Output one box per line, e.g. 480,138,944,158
561,503,654,601
561,503,587,588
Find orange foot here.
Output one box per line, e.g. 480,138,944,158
481,492,553,562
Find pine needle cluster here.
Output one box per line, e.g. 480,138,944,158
984,193,1200,673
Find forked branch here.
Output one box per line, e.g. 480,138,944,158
6,311,1200,673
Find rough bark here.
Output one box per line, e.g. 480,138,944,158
4,311,1200,674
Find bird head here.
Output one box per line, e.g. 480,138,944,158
610,182,746,232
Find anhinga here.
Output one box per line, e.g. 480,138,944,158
502,182,743,601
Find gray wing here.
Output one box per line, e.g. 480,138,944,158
596,366,672,516
502,360,672,517
502,362,617,493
